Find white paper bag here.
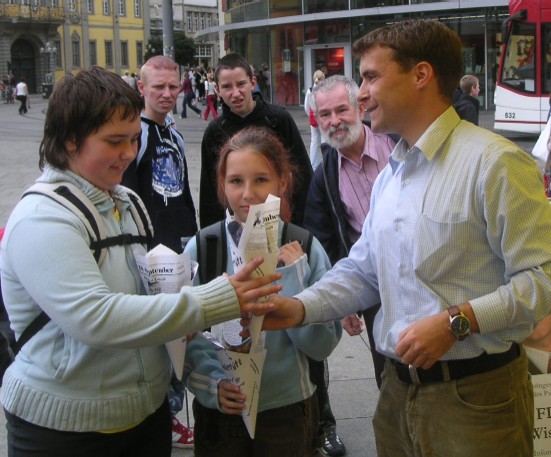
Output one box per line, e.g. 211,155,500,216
532,117,551,163
208,195,281,438
133,244,198,379
532,373,551,455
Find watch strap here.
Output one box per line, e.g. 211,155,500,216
448,305,461,318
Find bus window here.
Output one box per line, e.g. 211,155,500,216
500,21,536,93
544,25,551,94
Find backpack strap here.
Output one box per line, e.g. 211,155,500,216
125,189,154,250
196,221,313,285
196,221,226,284
13,182,152,355
281,222,313,258
24,182,107,263
10,311,50,356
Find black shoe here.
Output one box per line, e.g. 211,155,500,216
322,429,346,456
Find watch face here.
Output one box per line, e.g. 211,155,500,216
450,315,470,337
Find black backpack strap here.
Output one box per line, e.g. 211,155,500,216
126,190,154,250
25,183,105,263
281,222,313,258
197,221,312,285
10,311,50,356
54,185,110,262
196,221,227,284
13,183,153,355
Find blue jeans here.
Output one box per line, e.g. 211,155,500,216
181,92,200,117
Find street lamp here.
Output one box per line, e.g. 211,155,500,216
40,41,57,98
146,43,156,60
40,41,57,84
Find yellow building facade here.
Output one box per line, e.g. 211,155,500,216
0,0,148,94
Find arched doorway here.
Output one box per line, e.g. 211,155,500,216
11,39,37,93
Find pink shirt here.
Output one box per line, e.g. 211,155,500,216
338,125,395,242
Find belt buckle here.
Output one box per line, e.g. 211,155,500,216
408,364,422,385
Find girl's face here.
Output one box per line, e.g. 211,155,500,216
223,147,286,223
66,109,141,191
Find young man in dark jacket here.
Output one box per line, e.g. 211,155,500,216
122,55,198,254
199,53,312,228
121,55,197,450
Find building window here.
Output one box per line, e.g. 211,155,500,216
51,0,57,7
200,13,205,30
193,13,198,31
118,0,125,16
187,11,192,32
71,39,81,68
121,41,129,67
196,45,212,58
134,0,141,17
206,14,211,28
136,41,144,67
105,41,113,67
89,41,97,66
103,0,110,15
86,0,93,14
69,0,76,12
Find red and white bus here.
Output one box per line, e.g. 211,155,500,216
494,0,551,133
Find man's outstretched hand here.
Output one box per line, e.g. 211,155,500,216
241,294,305,331
227,257,282,316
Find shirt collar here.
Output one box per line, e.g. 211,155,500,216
389,106,461,172
337,124,379,168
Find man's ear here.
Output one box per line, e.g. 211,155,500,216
413,61,434,91
137,80,145,96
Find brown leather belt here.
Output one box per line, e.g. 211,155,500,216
388,343,520,385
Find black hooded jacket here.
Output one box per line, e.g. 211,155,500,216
122,115,198,253
199,93,312,228
453,94,480,125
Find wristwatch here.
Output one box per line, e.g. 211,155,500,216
448,305,470,341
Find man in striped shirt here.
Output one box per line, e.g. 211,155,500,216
262,19,551,457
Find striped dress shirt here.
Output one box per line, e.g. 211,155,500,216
299,107,551,360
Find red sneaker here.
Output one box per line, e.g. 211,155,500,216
172,417,194,449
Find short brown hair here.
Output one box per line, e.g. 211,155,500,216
39,66,143,170
352,19,463,102
214,54,253,84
